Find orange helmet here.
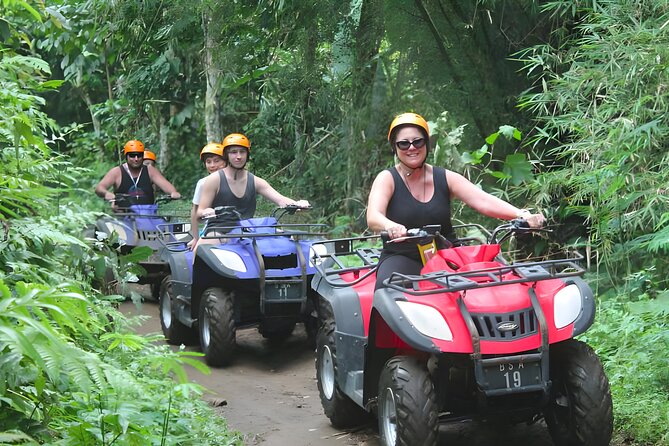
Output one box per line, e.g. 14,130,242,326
387,113,430,142
123,140,145,155
200,142,225,160
143,150,156,161
222,133,251,152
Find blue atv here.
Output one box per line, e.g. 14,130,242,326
86,194,187,298
157,205,328,367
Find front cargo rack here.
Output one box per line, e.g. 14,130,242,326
384,253,586,295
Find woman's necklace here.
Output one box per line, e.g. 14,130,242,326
399,164,426,202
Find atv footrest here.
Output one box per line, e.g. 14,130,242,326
344,370,364,406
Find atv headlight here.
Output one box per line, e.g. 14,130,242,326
211,249,247,273
553,284,582,329
396,301,452,341
309,243,329,267
105,222,128,245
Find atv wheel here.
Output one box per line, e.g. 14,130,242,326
544,339,613,446
159,275,196,345
316,319,368,428
199,287,236,367
378,356,438,446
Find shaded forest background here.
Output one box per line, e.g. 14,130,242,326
1,0,668,444
38,0,551,221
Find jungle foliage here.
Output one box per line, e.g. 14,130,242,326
517,1,669,442
1,0,668,444
0,2,242,444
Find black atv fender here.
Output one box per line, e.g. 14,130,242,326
96,214,133,236
195,244,244,280
361,288,443,406
312,275,366,336
370,288,442,353
190,245,245,320
564,276,595,336
312,274,367,404
158,247,192,299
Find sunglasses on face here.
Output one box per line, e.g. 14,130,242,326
395,137,426,151
127,153,144,159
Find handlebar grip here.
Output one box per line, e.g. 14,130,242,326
380,231,390,242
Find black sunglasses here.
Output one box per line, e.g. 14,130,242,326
395,137,426,151
127,153,144,159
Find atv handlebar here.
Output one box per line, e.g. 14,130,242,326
271,204,312,221
109,193,180,206
207,206,243,221
490,219,551,245
381,224,442,243
203,205,310,222
380,219,550,247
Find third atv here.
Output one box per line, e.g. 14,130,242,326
312,220,613,446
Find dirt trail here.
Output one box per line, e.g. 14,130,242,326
122,297,556,446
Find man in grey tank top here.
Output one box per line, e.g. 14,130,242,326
195,132,310,228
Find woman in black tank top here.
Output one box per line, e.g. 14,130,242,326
367,113,546,289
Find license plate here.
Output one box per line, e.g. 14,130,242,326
483,360,541,390
266,283,302,301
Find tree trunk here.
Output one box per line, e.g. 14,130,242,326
159,109,171,171
79,89,104,157
345,0,385,217
202,7,222,143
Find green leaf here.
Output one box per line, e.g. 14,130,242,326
490,170,511,180
485,132,499,145
462,144,489,165
498,125,522,141
120,246,153,263
502,153,533,186
40,79,65,89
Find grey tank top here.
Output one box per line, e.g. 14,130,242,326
211,171,257,219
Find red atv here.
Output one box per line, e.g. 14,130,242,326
312,220,613,446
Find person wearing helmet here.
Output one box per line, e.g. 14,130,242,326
188,143,227,248
196,132,309,222
143,150,157,167
366,112,546,289
95,139,181,208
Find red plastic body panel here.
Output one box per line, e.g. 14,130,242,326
339,268,376,335
335,244,576,355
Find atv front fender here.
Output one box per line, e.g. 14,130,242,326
371,288,441,353
566,276,595,336
311,274,365,337
158,247,193,298
195,244,245,280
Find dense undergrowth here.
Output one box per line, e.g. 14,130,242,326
0,28,243,446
